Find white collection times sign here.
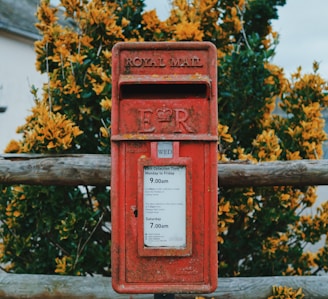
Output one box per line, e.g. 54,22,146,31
143,165,186,248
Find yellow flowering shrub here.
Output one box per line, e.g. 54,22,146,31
0,0,328,284
0,0,131,275
217,0,328,279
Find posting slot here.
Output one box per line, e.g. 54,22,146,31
120,83,209,100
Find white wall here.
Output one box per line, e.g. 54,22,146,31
0,31,45,153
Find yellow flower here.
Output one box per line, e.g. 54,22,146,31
303,186,317,206
286,150,302,160
218,123,233,143
174,21,204,41
100,97,112,111
4,140,21,153
243,189,255,197
247,197,253,207
100,127,109,138
72,126,83,137
63,74,82,95
102,49,112,62
80,35,93,48
69,53,87,64
17,101,83,153
100,72,111,83
252,129,282,161
233,147,257,162
285,126,302,138
218,202,231,214
217,152,229,162
13,186,24,193
36,1,58,26
142,10,161,30
13,211,21,218
0,243,4,260
264,76,275,85
92,82,106,95
121,17,130,27
55,256,69,274
281,194,290,201
269,286,304,299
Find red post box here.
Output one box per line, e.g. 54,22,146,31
111,42,218,294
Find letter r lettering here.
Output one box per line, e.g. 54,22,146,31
174,109,194,133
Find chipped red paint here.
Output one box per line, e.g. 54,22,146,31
111,42,218,294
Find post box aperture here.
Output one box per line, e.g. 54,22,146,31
111,42,218,294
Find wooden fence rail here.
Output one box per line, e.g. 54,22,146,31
1,154,328,187
0,154,111,186
0,274,327,299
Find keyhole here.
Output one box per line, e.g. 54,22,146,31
131,206,138,217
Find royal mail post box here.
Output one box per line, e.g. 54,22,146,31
111,42,218,294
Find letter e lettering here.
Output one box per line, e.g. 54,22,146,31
138,109,155,133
